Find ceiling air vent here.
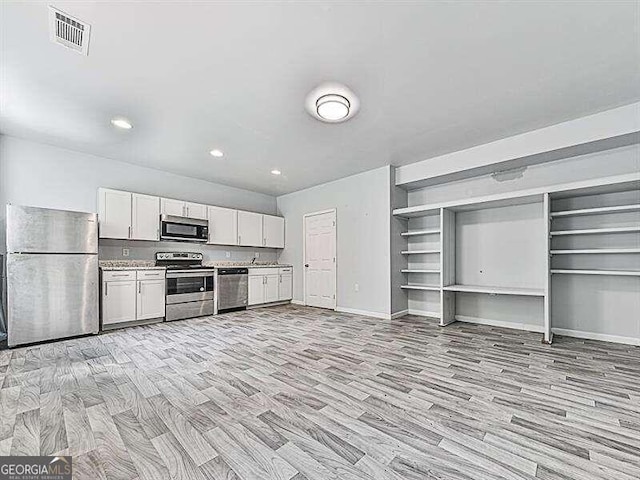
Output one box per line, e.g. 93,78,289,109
49,6,91,55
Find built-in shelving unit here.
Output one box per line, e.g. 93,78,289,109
394,172,640,346
549,178,639,345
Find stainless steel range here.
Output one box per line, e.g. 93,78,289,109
155,252,214,321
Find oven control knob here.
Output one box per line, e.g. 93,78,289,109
200,287,204,292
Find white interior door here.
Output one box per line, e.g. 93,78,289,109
304,210,336,309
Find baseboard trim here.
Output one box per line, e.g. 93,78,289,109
335,307,389,320
247,300,291,310
291,300,305,306
391,309,409,319
407,309,441,319
455,315,545,333
552,328,640,346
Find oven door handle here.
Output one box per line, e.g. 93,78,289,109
166,270,215,279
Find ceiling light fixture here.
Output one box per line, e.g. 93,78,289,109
306,82,359,123
111,117,132,129
209,149,224,157
316,94,350,121
271,169,281,175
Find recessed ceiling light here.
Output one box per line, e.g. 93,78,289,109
111,117,132,129
316,94,350,121
305,82,359,123
271,169,281,175
209,149,224,157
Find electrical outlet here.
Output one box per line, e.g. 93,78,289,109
122,248,130,257
254,252,260,259
354,283,359,292
225,251,231,258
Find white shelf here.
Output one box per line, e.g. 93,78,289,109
401,250,441,255
551,248,640,254
443,284,545,297
401,269,440,274
551,269,640,277
393,173,640,218
401,284,440,291
401,229,441,236
550,227,640,236
551,204,640,218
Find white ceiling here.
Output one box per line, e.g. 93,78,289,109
1,1,639,195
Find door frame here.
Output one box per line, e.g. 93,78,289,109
302,208,337,310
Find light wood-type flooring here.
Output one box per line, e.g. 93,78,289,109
1,305,639,479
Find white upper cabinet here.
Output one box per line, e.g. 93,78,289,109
263,215,285,248
132,193,160,241
208,206,238,245
238,211,263,247
184,202,207,220
98,188,131,239
161,198,186,217
161,198,207,219
99,188,285,248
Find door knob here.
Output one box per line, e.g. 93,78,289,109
305,264,309,267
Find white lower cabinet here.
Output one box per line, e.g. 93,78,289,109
137,279,166,320
248,267,292,306
103,280,137,325
279,272,293,301
102,270,166,327
248,275,265,306
265,274,279,303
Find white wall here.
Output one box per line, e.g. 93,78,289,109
407,144,639,206
0,135,278,262
276,166,392,318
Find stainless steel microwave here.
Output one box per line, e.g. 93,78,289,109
160,215,208,242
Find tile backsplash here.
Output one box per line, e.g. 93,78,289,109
98,239,278,263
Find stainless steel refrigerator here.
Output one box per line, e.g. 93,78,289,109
6,205,99,347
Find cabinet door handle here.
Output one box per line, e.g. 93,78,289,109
138,281,141,294
128,226,131,238
238,235,241,244
186,206,189,217
263,238,266,246
104,282,108,296
279,274,282,283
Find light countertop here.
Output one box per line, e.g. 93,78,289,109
99,260,164,271
99,260,291,270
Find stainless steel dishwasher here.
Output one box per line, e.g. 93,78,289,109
216,268,248,313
